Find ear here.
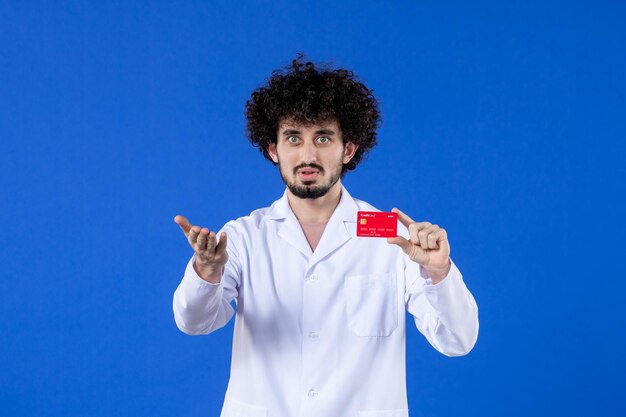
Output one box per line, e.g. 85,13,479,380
343,142,359,164
267,142,279,163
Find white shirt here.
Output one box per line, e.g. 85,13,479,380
173,186,479,417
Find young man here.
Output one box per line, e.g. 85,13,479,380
173,57,479,417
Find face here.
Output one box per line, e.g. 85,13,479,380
267,119,358,199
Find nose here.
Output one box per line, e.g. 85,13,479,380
300,140,317,164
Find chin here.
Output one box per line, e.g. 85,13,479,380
288,184,333,199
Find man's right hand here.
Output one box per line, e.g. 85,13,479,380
174,215,228,284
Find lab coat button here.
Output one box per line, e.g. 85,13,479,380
308,332,319,340
308,389,318,398
308,274,318,282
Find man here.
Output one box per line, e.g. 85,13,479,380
173,56,479,417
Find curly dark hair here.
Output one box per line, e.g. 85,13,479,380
245,55,381,175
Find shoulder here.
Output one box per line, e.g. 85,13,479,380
353,197,381,212
220,206,272,236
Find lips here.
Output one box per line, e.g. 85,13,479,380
297,168,320,181
298,169,319,175
293,163,324,182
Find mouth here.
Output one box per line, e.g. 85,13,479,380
297,168,320,181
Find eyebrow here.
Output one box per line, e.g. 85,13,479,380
281,128,336,135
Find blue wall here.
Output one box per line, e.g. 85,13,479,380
1,1,624,416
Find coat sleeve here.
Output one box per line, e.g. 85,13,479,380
404,258,479,356
172,224,242,335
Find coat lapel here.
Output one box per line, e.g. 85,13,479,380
267,190,313,258
265,186,359,265
307,186,358,268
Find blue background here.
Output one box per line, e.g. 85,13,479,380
1,1,625,416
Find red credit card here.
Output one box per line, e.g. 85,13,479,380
356,211,398,237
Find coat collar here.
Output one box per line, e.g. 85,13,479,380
266,184,358,222
266,185,358,268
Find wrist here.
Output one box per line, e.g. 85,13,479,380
424,259,451,284
193,260,223,284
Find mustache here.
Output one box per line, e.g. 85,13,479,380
293,163,324,175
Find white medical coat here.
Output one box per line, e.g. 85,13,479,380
173,186,479,417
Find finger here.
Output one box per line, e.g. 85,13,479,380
409,221,431,245
215,232,228,254
387,236,412,255
188,225,201,246
423,225,441,249
174,215,192,236
432,229,448,248
418,224,435,250
206,231,217,253
196,228,209,251
392,208,415,229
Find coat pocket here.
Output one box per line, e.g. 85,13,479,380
345,273,398,337
221,398,267,417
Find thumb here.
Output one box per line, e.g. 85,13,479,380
174,215,192,236
387,236,412,255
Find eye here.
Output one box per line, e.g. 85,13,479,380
317,136,330,144
287,136,299,144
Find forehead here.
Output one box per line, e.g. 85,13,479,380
277,118,341,133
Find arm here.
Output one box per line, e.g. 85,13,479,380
172,216,241,335
405,259,479,356
173,254,240,335
388,208,479,356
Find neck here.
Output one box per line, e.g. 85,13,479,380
286,181,343,224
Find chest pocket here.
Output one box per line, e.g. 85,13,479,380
345,273,398,337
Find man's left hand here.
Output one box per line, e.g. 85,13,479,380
387,208,451,284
